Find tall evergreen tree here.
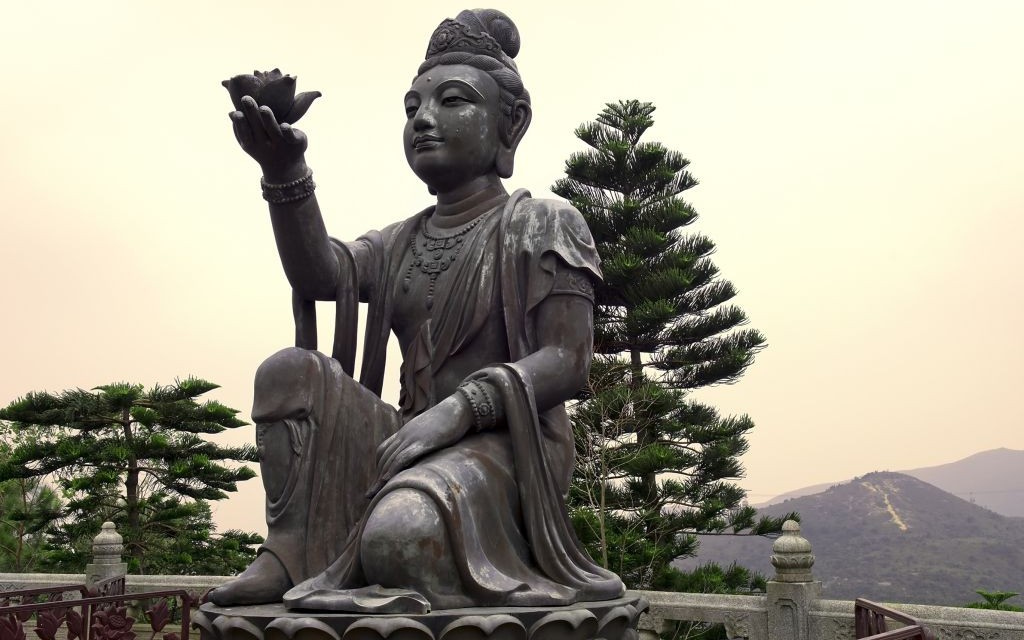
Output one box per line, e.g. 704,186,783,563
0,378,259,573
553,100,790,590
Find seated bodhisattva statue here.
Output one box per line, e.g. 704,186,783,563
209,9,625,613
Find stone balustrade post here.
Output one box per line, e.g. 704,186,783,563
638,622,664,640
85,521,127,588
765,519,820,640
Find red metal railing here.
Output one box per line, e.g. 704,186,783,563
0,584,91,608
0,588,193,640
0,574,126,606
855,598,935,640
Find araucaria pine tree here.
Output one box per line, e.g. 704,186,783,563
0,378,259,573
553,100,787,591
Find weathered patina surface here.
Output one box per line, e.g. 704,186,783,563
209,9,625,615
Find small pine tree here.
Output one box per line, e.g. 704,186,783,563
553,100,791,590
0,378,259,573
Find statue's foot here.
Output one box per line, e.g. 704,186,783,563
208,552,292,606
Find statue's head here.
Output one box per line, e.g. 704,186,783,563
404,9,532,193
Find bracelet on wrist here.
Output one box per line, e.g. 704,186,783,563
261,169,315,204
456,379,501,432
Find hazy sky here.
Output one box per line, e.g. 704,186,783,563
1,1,1022,537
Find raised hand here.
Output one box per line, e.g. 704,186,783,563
230,95,309,183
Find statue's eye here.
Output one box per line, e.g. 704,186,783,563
442,95,470,106
405,103,419,118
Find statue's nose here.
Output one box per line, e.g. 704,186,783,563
413,107,437,132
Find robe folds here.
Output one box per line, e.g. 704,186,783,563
272,190,625,612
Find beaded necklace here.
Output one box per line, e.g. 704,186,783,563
402,209,494,310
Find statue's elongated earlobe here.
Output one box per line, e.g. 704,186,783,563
496,150,514,179
497,100,532,178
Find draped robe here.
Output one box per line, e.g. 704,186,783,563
266,190,624,612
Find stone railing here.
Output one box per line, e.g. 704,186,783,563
635,520,1024,639
0,521,227,601
0,572,229,597
2,521,1022,639
636,590,1024,639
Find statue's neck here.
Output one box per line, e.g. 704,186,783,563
432,183,508,228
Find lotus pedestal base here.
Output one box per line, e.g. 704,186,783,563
195,595,648,640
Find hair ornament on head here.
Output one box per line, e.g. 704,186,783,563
425,9,520,73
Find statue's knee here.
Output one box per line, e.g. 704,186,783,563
362,489,444,564
252,347,322,423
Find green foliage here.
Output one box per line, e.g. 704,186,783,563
0,378,260,574
0,423,63,571
132,498,263,576
554,100,790,591
656,563,765,640
965,589,1023,611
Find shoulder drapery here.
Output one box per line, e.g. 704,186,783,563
497,191,603,361
291,243,360,376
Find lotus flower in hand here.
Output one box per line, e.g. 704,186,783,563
222,69,321,124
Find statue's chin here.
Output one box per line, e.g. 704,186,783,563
410,168,464,196
407,154,498,198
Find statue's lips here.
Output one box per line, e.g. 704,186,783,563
413,135,444,151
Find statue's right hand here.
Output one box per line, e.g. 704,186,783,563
230,95,309,183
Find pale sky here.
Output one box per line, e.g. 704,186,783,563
1,1,1022,537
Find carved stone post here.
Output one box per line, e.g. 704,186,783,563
765,520,820,640
85,521,128,588
637,624,663,640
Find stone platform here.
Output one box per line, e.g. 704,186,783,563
194,595,648,640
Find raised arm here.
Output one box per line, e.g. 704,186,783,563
230,95,340,301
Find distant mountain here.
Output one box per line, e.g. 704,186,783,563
903,448,1024,518
754,481,836,507
755,448,1024,518
681,471,1024,606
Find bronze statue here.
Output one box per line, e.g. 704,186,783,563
210,9,625,614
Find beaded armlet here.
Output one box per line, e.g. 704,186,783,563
261,170,316,204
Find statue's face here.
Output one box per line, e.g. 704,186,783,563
404,64,504,193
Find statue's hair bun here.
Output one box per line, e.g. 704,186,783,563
457,8,521,59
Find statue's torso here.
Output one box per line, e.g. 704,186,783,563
390,206,511,416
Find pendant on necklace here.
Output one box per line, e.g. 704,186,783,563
405,209,491,310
